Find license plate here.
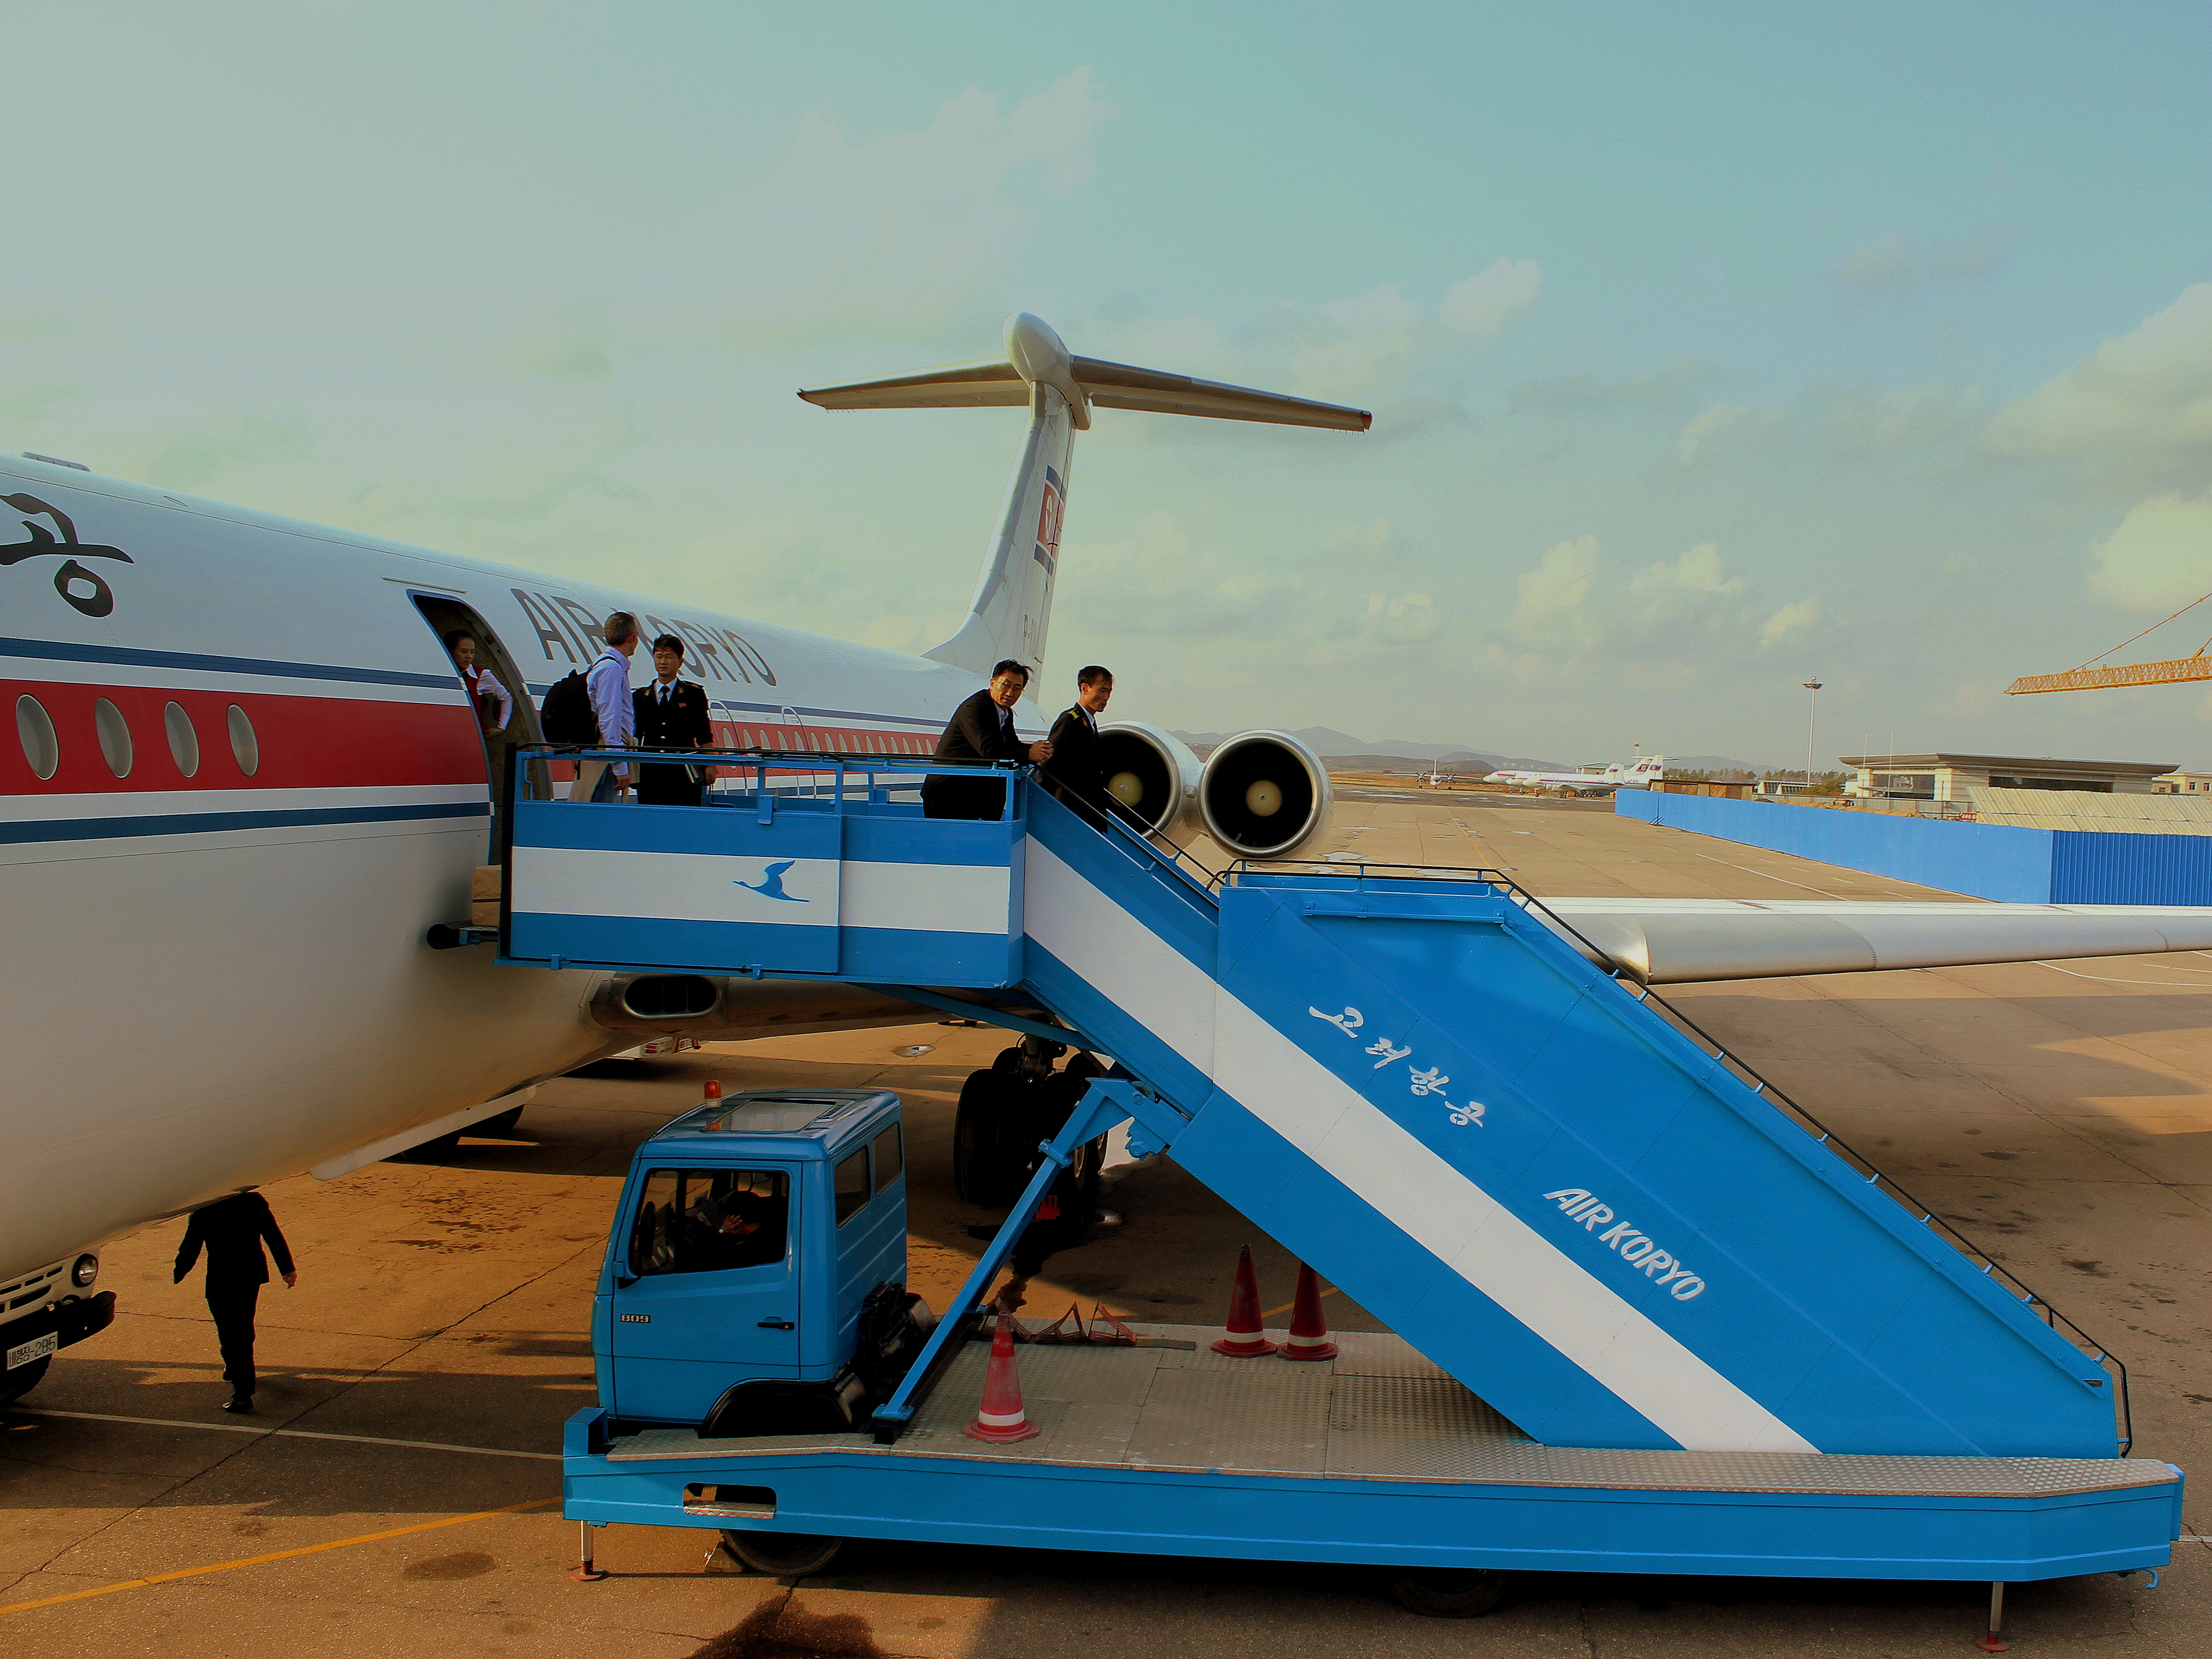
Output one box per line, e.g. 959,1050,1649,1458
6,1331,57,1370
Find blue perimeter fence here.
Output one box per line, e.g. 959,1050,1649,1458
1615,789,2212,906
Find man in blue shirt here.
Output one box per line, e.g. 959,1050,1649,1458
574,612,641,802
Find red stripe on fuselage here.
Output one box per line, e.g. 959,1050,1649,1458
0,680,487,796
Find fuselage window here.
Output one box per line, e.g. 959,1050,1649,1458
165,702,200,778
93,698,133,779
15,695,58,780
226,705,260,777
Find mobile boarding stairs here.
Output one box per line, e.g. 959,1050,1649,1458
495,746,2181,1586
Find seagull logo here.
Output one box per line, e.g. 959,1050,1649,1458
735,860,807,903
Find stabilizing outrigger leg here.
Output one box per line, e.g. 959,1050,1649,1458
870,1078,1179,1443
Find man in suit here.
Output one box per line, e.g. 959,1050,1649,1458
173,1191,295,1413
1042,664,1122,830
922,660,1053,820
633,634,717,806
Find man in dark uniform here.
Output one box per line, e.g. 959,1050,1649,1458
633,634,716,806
921,659,1053,821
173,1192,295,1413
1042,664,1122,830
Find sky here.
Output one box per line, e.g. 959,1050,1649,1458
7,1,2212,767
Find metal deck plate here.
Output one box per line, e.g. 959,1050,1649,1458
606,1325,2174,1498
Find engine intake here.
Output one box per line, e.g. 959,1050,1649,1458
1199,730,1333,859
1092,722,1201,837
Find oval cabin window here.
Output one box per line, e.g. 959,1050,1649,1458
165,702,200,778
94,698,133,778
226,704,260,777
15,695,58,781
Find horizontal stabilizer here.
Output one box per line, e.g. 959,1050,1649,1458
797,359,1030,413
1069,356,1371,430
1533,898,2212,985
799,324,1371,432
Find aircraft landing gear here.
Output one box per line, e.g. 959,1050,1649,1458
953,1036,1106,1212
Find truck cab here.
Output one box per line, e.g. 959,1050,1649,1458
594,1088,910,1437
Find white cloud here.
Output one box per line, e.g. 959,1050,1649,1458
1514,535,1600,637
1441,258,1543,339
1758,598,1821,647
1631,541,1743,598
1676,403,1776,464
2088,494,2212,613
1278,285,1430,406
1824,382,1982,455
1629,542,1746,630
1235,259,1542,418
1509,355,1711,416
684,70,1112,344
1830,230,2006,297
1987,283,2212,490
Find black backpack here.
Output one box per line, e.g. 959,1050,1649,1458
538,670,598,745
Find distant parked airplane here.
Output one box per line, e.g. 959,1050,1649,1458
1484,755,1666,795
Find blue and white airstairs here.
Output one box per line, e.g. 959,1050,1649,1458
500,747,2181,1587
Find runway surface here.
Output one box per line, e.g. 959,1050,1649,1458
8,792,2212,1655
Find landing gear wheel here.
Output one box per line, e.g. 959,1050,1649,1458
953,1069,1025,1207
719,1530,844,1577
479,1105,525,1138
1385,1568,1511,1618
0,1355,49,1406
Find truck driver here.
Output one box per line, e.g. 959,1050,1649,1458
687,1193,785,1272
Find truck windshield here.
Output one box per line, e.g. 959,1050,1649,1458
629,1167,789,1277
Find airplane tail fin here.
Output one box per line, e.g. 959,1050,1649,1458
799,313,1369,687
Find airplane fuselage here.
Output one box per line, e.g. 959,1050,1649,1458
2,456,1001,1279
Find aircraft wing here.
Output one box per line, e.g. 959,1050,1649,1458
1526,898,2212,985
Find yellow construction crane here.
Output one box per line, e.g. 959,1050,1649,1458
2008,590,2212,695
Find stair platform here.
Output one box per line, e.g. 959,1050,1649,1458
565,1325,2179,1579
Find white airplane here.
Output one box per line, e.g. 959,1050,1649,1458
1485,755,1666,794
8,313,2212,1406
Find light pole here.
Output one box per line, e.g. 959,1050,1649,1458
1802,678,1823,794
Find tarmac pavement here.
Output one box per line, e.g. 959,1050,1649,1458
7,794,2212,1655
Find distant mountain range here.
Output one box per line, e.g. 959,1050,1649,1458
1170,727,1774,776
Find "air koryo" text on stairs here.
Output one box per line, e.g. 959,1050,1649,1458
1541,1189,1707,1301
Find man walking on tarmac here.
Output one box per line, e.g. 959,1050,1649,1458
174,1192,295,1413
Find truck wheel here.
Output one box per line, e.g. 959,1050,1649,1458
719,1530,843,1576
953,1070,1024,1206
1385,1568,1510,1617
0,1355,49,1406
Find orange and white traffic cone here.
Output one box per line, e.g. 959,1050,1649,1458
963,1311,1041,1443
1279,1262,1337,1361
1211,1245,1279,1357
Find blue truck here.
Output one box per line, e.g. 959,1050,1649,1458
514,750,2182,1622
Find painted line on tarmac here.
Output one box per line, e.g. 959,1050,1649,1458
8,1407,560,1461
0,1496,558,1618
1260,1285,1340,1320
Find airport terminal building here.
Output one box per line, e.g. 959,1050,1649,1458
1841,751,2173,803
